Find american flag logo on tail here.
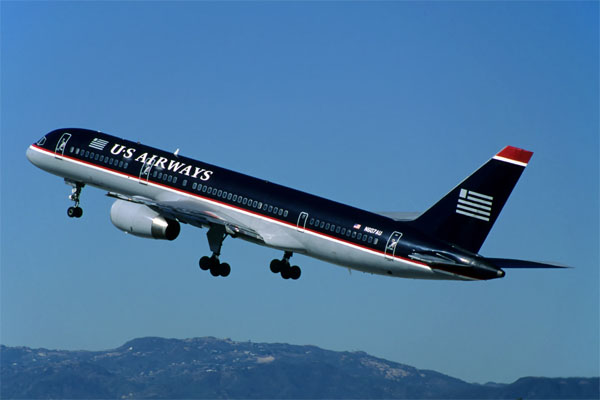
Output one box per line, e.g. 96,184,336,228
456,189,493,222
89,138,109,151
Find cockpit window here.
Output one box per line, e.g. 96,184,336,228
36,136,47,146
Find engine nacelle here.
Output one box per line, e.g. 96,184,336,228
110,199,180,240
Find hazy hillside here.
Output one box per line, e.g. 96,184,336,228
1,337,598,399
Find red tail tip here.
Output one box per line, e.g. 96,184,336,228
495,146,533,165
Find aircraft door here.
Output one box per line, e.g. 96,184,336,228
297,212,309,232
384,231,403,260
139,158,156,185
54,133,71,159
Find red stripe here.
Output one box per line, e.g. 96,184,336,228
496,146,533,164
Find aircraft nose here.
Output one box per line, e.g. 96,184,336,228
26,145,40,167
26,146,34,163
497,269,506,278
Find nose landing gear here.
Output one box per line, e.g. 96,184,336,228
65,179,84,218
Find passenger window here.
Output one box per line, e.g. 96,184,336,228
325,223,330,230
197,184,202,191
278,209,283,216
346,230,351,237
124,162,128,169
362,235,367,242
69,146,74,153
104,156,109,164
274,207,279,214
352,231,357,239
357,233,362,240
315,219,320,227
217,189,222,197
238,196,242,204
95,154,100,161
252,201,258,208
320,221,325,229
192,182,197,189
168,175,173,182
158,172,163,179
202,186,207,192
284,210,288,217
109,158,113,165
163,174,168,181
233,194,238,202
243,198,248,205
368,236,373,243
227,193,233,200
257,202,262,209
183,179,188,186
119,161,124,168
341,227,346,235
336,226,341,234
330,225,335,232
309,218,314,225
211,188,217,195
268,205,273,213
85,151,90,157
374,238,379,245
99,155,104,162
75,148,80,155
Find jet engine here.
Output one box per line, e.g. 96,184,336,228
110,199,180,240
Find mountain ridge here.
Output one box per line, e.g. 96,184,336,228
2,336,598,399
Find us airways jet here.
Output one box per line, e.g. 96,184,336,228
26,128,564,281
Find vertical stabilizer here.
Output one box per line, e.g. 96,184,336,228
410,146,533,253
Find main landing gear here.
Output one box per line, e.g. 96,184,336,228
197,226,302,280
65,180,84,218
270,251,301,280
199,225,231,277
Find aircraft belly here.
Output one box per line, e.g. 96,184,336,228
291,229,439,280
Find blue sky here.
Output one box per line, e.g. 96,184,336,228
1,1,598,384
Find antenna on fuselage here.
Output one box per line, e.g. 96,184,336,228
174,148,180,157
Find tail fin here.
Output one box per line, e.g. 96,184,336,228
410,146,533,253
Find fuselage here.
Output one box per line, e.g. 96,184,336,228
27,128,504,281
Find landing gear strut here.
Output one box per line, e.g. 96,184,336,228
65,179,84,218
198,225,231,277
270,251,301,280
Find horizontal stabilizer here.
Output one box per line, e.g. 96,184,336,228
377,211,422,221
488,258,569,269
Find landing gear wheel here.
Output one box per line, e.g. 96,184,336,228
290,265,301,280
210,266,221,277
199,256,211,271
220,263,231,277
281,265,291,280
270,259,282,274
67,207,82,218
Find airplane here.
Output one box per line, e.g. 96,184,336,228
26,128,565,281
